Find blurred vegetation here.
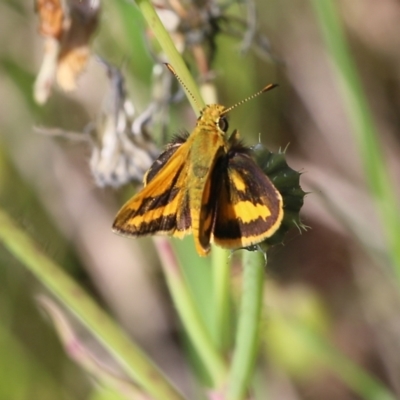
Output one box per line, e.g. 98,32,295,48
1,0,400,399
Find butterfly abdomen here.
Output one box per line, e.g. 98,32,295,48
188,127,226,255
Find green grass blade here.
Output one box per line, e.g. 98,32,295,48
154,238,227,388
134,0,205,113
0,209,185,400
310,0,400,280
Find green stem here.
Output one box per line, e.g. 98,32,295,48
0,209,185,400
227,250,265,400
154,238,227,388
310,0,400,281
135,0,205,113
211,246,231,352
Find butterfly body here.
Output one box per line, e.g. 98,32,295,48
187,105,227,254
113,100,284,256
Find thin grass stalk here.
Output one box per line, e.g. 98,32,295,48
134,0,205,113
310,0,400,281
227,250,265,400
211,246,231,351
154,238,228,388
0,209,185,400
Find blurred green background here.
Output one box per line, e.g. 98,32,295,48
1,0,400,399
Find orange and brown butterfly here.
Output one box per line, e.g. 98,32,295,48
112,65,283,256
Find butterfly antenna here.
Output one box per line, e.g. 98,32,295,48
165,63,200,110
221,83,278,115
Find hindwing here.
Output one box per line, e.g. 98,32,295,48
211,144,283,249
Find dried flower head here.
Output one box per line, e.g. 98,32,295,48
34,0,100,104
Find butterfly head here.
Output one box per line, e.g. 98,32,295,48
198,104,229,133
196,83,278,136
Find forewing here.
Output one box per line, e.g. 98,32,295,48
212,150,283,249
144,132,189,185
113,140,191,237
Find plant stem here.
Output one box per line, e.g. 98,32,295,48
0,209,185,400
227,250,265,400
311,0,400,281
154,238,228,388
211,246,231,352
135,0,205,113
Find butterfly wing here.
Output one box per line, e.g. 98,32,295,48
144,133,189,185
113,136,191,237
211,148,283,249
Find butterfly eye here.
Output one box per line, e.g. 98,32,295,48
218,116,229,132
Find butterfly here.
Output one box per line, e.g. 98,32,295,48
112,67,283,256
